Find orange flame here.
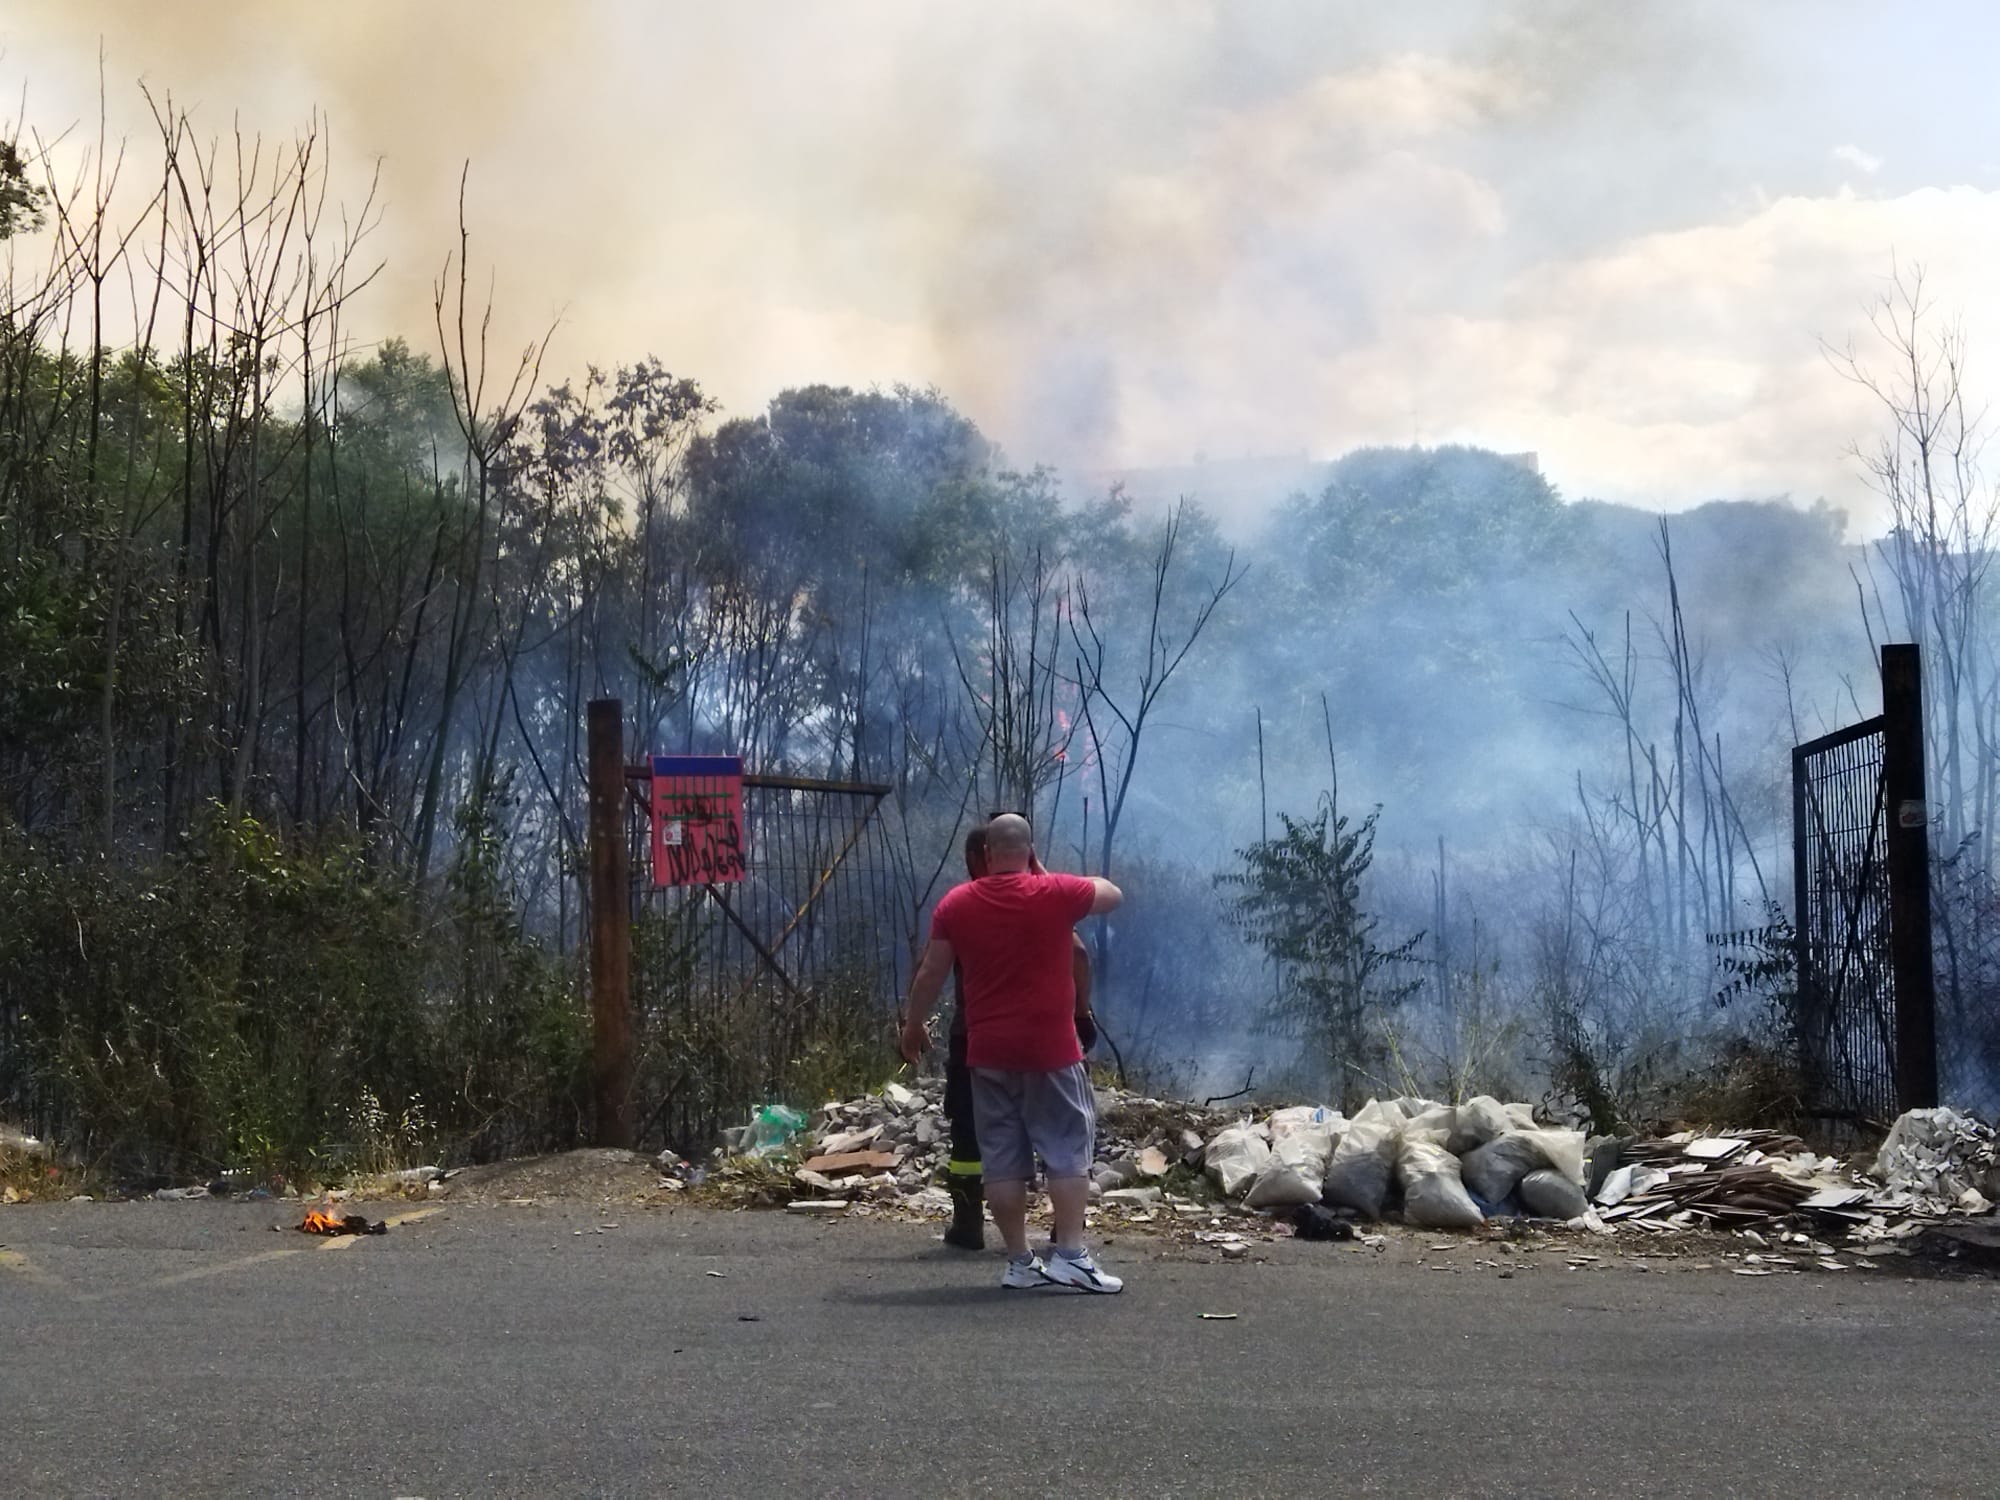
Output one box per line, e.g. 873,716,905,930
299,1208,349,1234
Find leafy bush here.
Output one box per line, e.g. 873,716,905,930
0,806,586,1178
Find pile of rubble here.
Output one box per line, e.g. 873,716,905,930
1869,1106,1998,1214
700,1081,2000,1254
701,1077,1226,1220
1585,1108,1998,1247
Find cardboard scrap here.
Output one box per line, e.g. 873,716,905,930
801,1149,901,1176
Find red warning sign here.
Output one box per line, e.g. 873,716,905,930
650,755,746,887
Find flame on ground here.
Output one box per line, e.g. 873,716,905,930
299,1207,349,1234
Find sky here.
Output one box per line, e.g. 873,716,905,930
6,1,2000,531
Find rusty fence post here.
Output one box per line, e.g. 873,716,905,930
1881,644,1939,1112
587,697,634,1147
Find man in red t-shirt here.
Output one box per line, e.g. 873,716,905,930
901,813,1124,1293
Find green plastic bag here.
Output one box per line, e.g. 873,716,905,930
748,1103,807,1157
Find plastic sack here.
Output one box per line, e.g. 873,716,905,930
1503,1102,1538,1132
1446,1096,1513,1155
1245,1158,1323,1208
1268,1105,1344,1142
1398,1137,1484,1229
1246,1116,1338,1208
1391,1095,1442,1120
1518,1167,1588,1219
1350,1097,1404,1130
747,1103,808,1157
1321,1115,1400,1218
1205,1124,1273,1198
1459,1128,1587,1203
1405,1104,1457,1142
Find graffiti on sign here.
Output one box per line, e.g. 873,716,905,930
651,755,747,886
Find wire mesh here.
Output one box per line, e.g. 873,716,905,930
1793,718,1897,1122
625,771,903,1148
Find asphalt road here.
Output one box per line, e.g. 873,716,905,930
2,1198,1996,1499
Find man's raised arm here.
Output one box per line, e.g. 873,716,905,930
1086,877,1122,915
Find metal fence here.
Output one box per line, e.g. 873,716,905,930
1789,644,1966,1125
1792,716,1898,1122
624,770,905,1147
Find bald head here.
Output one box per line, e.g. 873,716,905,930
984,812,1033,872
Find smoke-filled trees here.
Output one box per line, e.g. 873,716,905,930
1069,498,1243,884
1832,263,2000,863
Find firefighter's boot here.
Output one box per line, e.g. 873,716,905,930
943,1166,985,1251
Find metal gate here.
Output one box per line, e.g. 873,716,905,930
1793,717,1895,1120
623,768,903,1146
1791,644,1937,1123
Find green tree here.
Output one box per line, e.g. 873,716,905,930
0,139,45,240
1219,794,1422,1104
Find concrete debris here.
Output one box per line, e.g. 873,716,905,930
816,1125,883,1156
733,1082,1996,1261
800,1149,901,1176
1101,1186,1164,1208
1580,1111,2000,1246
1869,1108,2000,1214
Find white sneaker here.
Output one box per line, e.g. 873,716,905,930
1000,1256,1055,1290
1040,1250,1123,1294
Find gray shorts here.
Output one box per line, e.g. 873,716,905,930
970,1063,1096,1182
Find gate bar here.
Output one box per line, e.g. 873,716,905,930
1882,644,1939,1110
589,699,636,1148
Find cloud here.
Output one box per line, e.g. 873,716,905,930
1384,186,2000,523
1833,143,1884,175
0,3,1991,538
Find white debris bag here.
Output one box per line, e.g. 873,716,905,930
1268,1105,1345,1144
1397,1134,1484,1229
1446,1096,1513,1155
1204,1124,1273,1199
1350,1097,1406,1129
1460,1128,1588,1205
1404,1104,1457,1142
1246,1112,1339,1208
1245,1153,1322,1208
1321,1113,1401,1218
1517,1166,1589,1219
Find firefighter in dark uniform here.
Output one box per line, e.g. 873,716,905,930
941,815,1098,1251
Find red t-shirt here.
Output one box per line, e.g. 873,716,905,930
930,871,1096,1070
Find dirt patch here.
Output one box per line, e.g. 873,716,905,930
425,1149,675,1207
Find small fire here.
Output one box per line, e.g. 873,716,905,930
299,1207,349,1235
